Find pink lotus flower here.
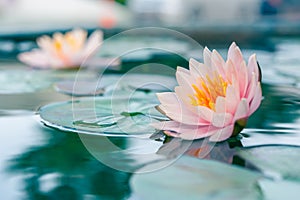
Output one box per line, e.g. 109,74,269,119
154,42,262,142
18,28,103,69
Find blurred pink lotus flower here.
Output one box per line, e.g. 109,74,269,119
154,42,262,142
18,28,103,69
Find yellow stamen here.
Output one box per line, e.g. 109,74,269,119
190,72,228,110
54,40,62,51
53,38,69,65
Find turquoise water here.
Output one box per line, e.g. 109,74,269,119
1,38,300,199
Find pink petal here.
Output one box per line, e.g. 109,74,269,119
249,83,262,115
174,87,215,123
177,66,190,75
209,125,234,142
245,73,256,103
176,68,196,90
174,87,213,124
211,49,226,77
225,59,237,84
176,90,216,126
197,106,214,122
157,92,179,106
174,86,193,106
248,54,259,82
189,58,210,79
215,96,226,113
228,42,237,54
36,36,54,52
231,75,240,100
82,30,103,56
212,113,233,128
203,47,212,67
234,99,249,121
225,85,239,114
71,29,87,43
227,42,243,70
189,59,213,80
161,110,205,126
18,50,62,68
238,61,248,98
152,121,196,131
157,92,209,126
155,121,219,140
53,32,64,40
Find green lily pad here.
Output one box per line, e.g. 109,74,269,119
258,179,300,200
0,67,97,94
54,80,105,96
130,156,263,200
53,74,177,96
38,95,167,137
237,145,300,181
124,74,177,92
0,69,51,94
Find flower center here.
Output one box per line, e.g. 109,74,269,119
65,33,83,52
54,40,62,52
189,72,228,110
53,38,71,65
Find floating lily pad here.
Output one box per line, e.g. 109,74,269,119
0,69,51,94
130,156,263,200
54,74,177,96
53,75,122,96
54,80,105,96
54,72,121,96
84,57,121,71
124,74,177,92
38,96,167,137
237,145,300,181
0,66,97,94
258,179,300,200
101,73,177,93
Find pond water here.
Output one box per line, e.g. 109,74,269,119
1,38,300,199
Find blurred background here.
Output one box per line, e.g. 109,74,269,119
0,0,300,60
